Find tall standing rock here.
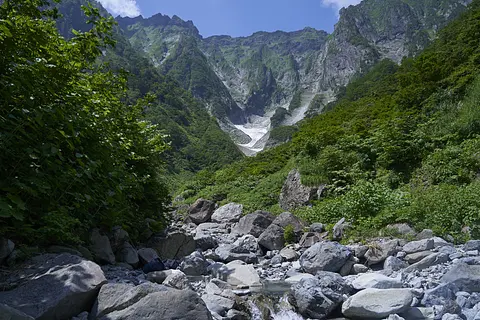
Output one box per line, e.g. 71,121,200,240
0,238,14,265
90,229,116,265
279,169,322,211
147,231,195,260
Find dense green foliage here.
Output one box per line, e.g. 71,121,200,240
0,0,171,244
182,0,480,241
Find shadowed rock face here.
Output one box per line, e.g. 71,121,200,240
0,254,107,320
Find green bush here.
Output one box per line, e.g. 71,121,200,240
284,225,295,244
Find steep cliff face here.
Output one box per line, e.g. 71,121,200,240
116,0,472,154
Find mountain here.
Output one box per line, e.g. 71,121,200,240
116,0,472,154
55,0,243,175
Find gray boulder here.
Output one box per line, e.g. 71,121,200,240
0,239,14,265
352,273,403,290
222,261,261,287
465,240,480,251
279,169,321,210
405,251,434,264
404,253,449,273
0,254,107,319
299,241,351,274
365,240,401,265
422,283,459,306
98,290,212,320
342,288,414,319
90,229,116,265
403,239,434,254
194,233,218,251
90,282,168,319
386,223,416,236
146,270,174,284
137,248,158,264
290,272,351,319
147,231,195,260
211,203,243,224
258,224,285,251
310,223,325,233
441,263,480,292
280,247,299,261
272,212,305,233
215,244,257,264
110,226,130,253
180,251,209,276
187,198,216,224
0,304,34,320
232,211,275,237
299,232,326,248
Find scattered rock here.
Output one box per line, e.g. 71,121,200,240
299,232,325,248
146,270,173,284
147,231,195,260
0,254,107,319
279,169,321,211
194,233,218,251
202,294,236,316
97,289,212,320
352,273,403,290
353,264,369,274
290,272,351,319
211,203,243,224
309,223,325,233
90,229,116,265
342,288,414,319
465,240,480,252
403,239,434,254
300,241,351,274
187,198,216,224
232,211,275,237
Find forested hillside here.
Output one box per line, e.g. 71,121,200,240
181,0,480,241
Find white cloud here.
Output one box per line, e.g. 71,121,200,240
97,0,141,17
321,0,362,11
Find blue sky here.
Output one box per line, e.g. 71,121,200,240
97,0,362,37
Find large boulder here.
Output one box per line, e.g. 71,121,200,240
97,289,212,320
201,294,235,317
215,244,257,264
90,282,168,319
222,261,261,287
0,238,14,265
232,211,275,237
342,288,414,319
403,239,434,254
290,272,351,319
441,263,480,292
279,169,322,211
211,203,243,224
365,239,401,265
404,253,449,273
299,241,351,274
147,231,195,260
115,242,139,268
90,229,116,265
162,270,191,290
187,199,216,225
0,254,107,319
258,224,285,251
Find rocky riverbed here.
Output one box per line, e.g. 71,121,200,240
1,199,480,320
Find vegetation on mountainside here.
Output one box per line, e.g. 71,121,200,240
0,0,172,245
181,0,480,241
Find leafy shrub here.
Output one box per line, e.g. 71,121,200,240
284,225,295,244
